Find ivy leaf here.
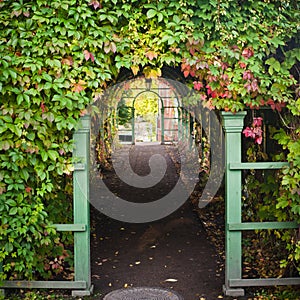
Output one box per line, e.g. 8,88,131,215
145,51,158,61
48,150,58,161
147,9,157,19
83,50,95,62
40,151,48,162
157,13,163,23
9,207,18,215
42,73,52,83
131,65,139,76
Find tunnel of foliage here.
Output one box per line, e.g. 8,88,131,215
0,0,299,282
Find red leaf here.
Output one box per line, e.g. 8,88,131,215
193,81,203,91
40,102,46,113
72,80,86,93
238,61,247,69
242,47,254,59
90,52,95,62
255,136,263,145
183,70,189,78
145,51,158,61
211,91,218,98
62,56,73,66
243,127,255,138
89,0,101,9
25,186,32,193
253,117,263,127
83,50,90,61
83,50,95,62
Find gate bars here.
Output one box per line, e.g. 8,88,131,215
221,112,300,297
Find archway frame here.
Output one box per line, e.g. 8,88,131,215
115,77,187,145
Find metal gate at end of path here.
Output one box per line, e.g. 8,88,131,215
1,113,300,297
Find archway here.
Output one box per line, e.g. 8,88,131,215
115,76,182,145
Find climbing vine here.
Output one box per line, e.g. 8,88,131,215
0,0,299,281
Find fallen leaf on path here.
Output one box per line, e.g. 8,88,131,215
165,278,178,282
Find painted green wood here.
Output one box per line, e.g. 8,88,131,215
221,111,247,296
72,115,92,294
228,222,298,231
53,224,86,231
73,163,86,171
229,278,300,287
229,162,289,170
1,281,87,289
0,263,4,297
221,111,300,294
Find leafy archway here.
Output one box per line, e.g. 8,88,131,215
0,0,299,296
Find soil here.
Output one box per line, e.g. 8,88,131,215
89,143,227,300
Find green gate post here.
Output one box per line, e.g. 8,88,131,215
221,111,247,297
0,264,4,297
161,107,165,144
72,115,93,296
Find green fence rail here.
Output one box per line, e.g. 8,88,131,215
0,116,92,297
221,111,300,297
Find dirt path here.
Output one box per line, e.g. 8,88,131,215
90,144,225,300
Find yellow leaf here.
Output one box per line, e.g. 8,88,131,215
131,65,139,76
143,66,161,78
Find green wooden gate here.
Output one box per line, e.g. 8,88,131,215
0,116,92,297
221,112,300,297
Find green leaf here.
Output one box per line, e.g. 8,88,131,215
273,61,281,72
42,73,52,83
48,150,58,161
20,169,29,181
17,94,24,105
147,9,157,19
157,13,163,23
6,199,17,207
9,207,18,215
40,151,48,162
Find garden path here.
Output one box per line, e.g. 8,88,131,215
90,144,225,300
